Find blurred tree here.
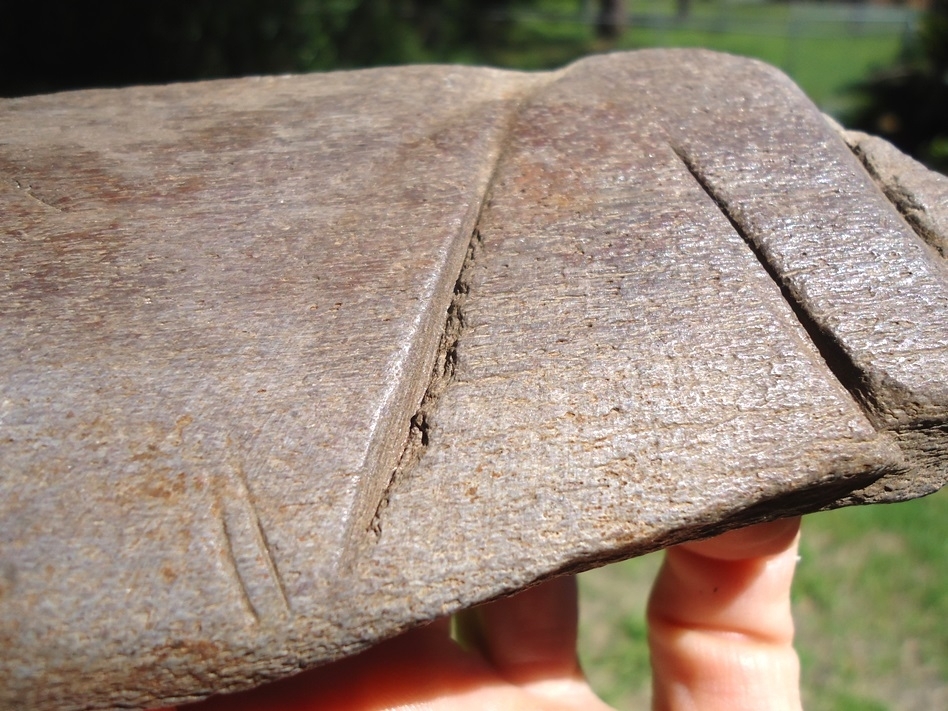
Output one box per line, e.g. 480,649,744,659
595,0,626,39
847,0,948,172
0,0,527,97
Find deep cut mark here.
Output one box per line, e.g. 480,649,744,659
670,144,885,423
362,78,551,542
370,228,483,537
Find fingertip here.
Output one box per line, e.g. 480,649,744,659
648,518,803,711
679,516,801,562
467,575,582,685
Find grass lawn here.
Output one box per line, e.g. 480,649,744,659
489,0,911,119
577,487,948,710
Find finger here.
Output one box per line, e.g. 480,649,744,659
178,615,603,711
180,620,490,711
461,576,580,683
679,516,801,562
459,575,612,709
647,517,802,711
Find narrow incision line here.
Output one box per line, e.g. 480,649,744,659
668,142,883,427
220,510,262,624
11,177,63,212
220,455,292,621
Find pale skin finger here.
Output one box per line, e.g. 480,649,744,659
647,517,803,711
455,575,613,709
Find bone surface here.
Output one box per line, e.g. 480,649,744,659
1,50,945,710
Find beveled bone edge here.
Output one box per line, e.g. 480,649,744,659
829,119,948,260
821,116,948,503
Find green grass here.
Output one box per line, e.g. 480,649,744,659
488,0,910,118
579,548,661,709
794,491,948,710
577,487,948,709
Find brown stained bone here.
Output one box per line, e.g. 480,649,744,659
0,50,946,709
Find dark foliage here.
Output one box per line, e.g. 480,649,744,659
847,0,948,172
0,1,522,97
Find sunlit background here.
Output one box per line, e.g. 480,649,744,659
3,2,945,709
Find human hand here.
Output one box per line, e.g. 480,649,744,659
170,516,802,711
